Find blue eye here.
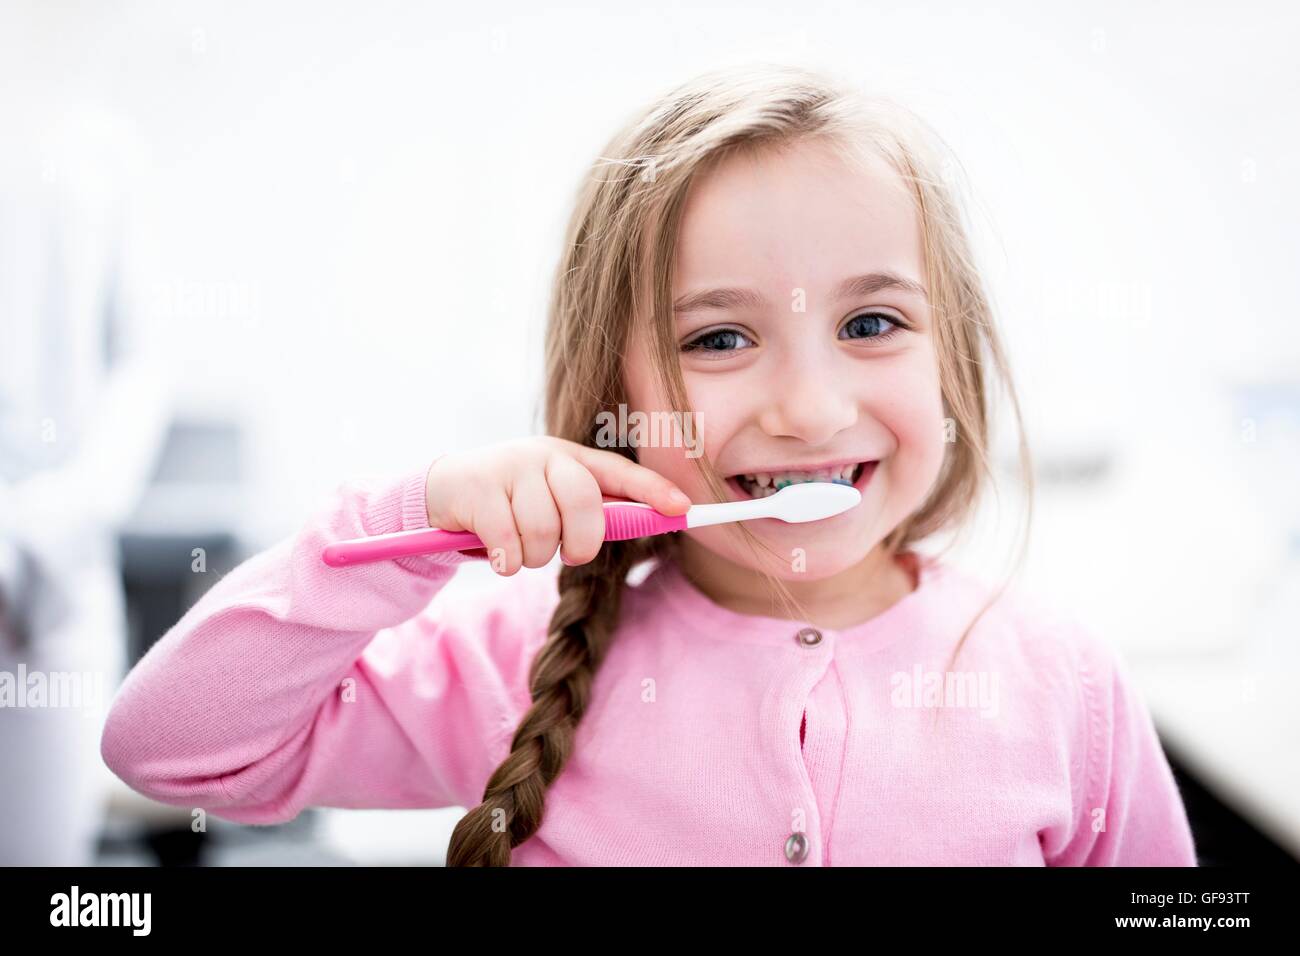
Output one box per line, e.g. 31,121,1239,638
680,327,755,355
681,313,909,356
841,312,904,343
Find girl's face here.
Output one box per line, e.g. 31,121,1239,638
624,137,947,583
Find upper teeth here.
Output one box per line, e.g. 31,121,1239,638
740,464,859,487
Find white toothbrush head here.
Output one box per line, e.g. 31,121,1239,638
682,479,863,531
764,480,862,522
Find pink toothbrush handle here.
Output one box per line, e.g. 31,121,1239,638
321,500,688,568
602,502,689,540
322,527,484,567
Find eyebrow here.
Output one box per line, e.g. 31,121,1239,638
673,271,929,316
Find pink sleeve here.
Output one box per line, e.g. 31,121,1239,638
100,459,542,823
1042,629,1198,866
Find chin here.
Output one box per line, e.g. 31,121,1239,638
683,527,881,581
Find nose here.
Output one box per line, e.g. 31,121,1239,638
757,358,858,445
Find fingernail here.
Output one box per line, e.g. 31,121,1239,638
670,490,691,508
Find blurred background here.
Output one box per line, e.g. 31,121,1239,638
0,0,1296,866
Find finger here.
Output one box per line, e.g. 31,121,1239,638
564,445,693,515
510,466,563,569
473,490,524,575
545,453,606,565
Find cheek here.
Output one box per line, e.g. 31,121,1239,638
623,348,740,494
633,394,739,499
623,341,680,474
877,357,947,498
635,444,697,491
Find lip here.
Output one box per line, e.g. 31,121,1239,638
723,459,879,504
725,457,866,477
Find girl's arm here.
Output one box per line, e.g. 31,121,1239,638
100,460,548,824
1042,630,1199,866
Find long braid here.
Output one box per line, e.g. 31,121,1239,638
445,539,653,866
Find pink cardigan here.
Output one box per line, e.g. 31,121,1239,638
100,464,1198,866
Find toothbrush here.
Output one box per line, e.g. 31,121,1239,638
321,481,862,568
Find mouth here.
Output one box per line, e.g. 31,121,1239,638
724,460,879,501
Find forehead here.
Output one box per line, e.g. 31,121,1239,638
673,138,924,297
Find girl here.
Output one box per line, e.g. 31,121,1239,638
101,63,1197,867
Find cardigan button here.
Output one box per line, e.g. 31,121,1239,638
784,831,810,864
795,627,823,647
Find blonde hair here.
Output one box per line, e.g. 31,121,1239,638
446,62,1033,866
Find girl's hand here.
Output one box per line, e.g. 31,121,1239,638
423,437,693,575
